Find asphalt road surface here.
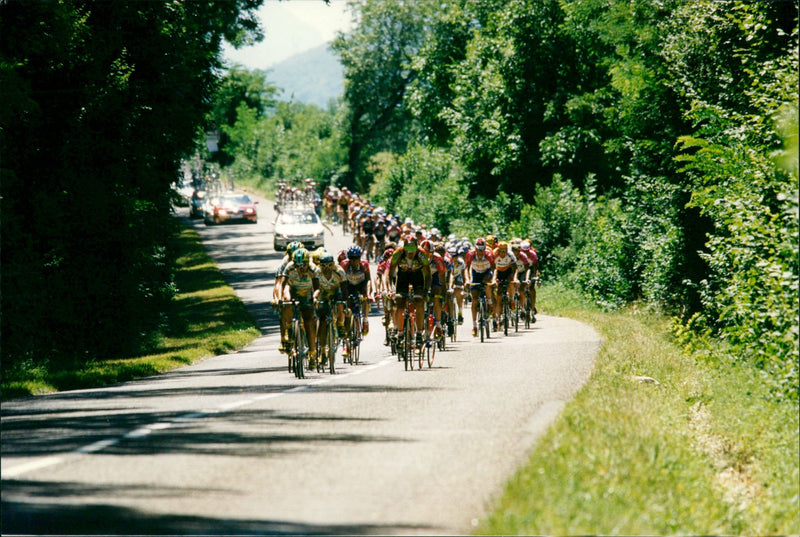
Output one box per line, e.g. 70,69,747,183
1,194,601,535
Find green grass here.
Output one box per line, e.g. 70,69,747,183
1,226,261,400
477,283,799,535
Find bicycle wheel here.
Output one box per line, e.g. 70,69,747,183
403,320,413,371
418,328,426,369
479,301,486,343
450,297,458,342
293,320,305,379
327,324,336,374
353,315,361,365
286,323,293,373
503,302,509,336
428,332,436,368
524,292,531,329
483,298,491,340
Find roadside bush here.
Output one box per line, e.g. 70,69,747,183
512,175,586,278
568,197,635,309
377,144,470,234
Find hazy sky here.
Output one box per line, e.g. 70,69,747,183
222,0,354,70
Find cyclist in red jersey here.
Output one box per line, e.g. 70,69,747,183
491,241,518,330
375,247,395,345
464,237,496,337
340,245,372,343
510,238,531,315
522,240,540,322
421,239,448,335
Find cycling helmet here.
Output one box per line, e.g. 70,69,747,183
286,241,303,255
485,234,497,248
475,237,486,250
293,248,310,266
403,235,418,252
311,247,326,265
510,238,522,249
320,253,335,265
347,245,362,259
383,247,395,260
521,240,531,251
420,239,432,253
497,241,508,252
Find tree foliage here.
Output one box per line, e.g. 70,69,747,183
0,0,263,366
331,0,431,190
331,0,798,399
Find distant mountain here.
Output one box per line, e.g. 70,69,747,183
266,43,344,108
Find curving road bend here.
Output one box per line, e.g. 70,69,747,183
1,194,601,535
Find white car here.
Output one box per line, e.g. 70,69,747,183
273,210,325,251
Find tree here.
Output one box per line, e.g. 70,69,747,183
332,0,430,191
0,0,264,366
205,66,278,166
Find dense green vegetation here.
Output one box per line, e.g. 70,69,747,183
1,1,796,529
5,0,792,399
210,0,798,401
480,284,798,535
1,227,260,399
1,0,262,373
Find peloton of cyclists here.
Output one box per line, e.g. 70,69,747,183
272,179,549,370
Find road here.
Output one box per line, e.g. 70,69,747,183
1,194,601,535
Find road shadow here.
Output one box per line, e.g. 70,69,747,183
2,486,437,535
2,384,437,458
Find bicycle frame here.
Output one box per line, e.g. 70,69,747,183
397,290,417,371
316,298,342,374
470,282,490,342
345,294,363,365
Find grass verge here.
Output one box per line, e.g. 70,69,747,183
477,283,799,535
1,225,261,400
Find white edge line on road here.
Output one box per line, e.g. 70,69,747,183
3,355,395,479
3,456,65,479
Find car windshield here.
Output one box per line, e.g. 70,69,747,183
278,212,319,225
220,195,252,205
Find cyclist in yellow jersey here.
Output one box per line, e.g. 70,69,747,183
278,248,321,369
314,252,347,365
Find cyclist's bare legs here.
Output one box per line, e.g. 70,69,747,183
280,304,292,349
413,296,425,333
302,308,316,357
454,286,464,322
392,295,407,334
469,285,480,326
